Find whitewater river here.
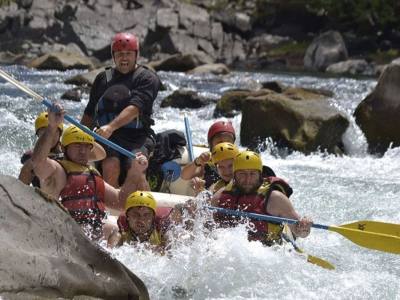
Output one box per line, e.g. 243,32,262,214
0,64,399,299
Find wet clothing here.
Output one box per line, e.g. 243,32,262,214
215,176,293,245
117,207,173,246
84,65,161,158
58,159,106,237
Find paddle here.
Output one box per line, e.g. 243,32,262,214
184,115,194,162
0,68,135,159
279,224,335,270
206,206,400,255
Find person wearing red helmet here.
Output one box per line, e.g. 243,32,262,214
81,32,161,188
181,120,236,192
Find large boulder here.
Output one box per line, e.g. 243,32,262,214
354,64,400,154
0,175,149,300
214,86,330,117
150,52,213,72
64,67,105,86
240,94,349,154
27,51,94,70
304,31,348,71
161,90,213,108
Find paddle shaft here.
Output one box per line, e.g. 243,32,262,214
184,115,194,162
0,69,135,159
206,206,329,229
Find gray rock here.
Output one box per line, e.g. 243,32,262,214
326,59,373,75
151,52,212,72
157,8,179,29
64,67,105,86
241,95,349,154
0,175,149,300
27,51,94,70
304,31,348,71
187,63,230,75
354,64,400,154
161,89,213,108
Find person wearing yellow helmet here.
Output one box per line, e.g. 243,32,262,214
108,190,197,250
206,142,239,194
213,150,312,244
19,112,64,187
108,191,164,248
31,103,150,240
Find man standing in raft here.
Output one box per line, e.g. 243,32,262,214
81,32,161,187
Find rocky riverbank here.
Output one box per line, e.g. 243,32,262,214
0,0,399,76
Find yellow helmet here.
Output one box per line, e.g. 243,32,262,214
125,191,157,213
211,142,239,164
233,151,263,172
61,125,94,147
34,112,63,134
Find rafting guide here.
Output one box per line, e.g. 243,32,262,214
81,32,161,188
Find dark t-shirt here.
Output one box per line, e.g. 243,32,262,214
84,66,161,142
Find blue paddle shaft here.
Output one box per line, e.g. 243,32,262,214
42,99,136,159
206,206,329,230
184,116,194,162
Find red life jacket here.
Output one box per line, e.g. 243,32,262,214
58,160,106,234
216,176,292,244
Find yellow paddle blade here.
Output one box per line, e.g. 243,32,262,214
340,220,400,237
282,225,335,270
329,225,400,255
306,254,335,270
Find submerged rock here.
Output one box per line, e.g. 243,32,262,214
0,175,149,300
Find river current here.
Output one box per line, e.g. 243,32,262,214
0,64,399,300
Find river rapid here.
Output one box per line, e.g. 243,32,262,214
0,64,399,300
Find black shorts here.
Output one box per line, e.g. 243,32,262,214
100,133,155,168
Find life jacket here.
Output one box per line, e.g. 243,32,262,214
216,176,293,245
20,149,63,188
95,83,143,129
117,207,173,246
58,159,106,234
94,65,156,130
210,178,230,194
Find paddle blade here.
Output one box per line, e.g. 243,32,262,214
340,220,400,237
329,226,400,255
306,254,335,270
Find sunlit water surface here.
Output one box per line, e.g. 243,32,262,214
0,65,399,299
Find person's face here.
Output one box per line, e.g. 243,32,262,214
234,169,261,193
210,132,235,148
65,143,92,165
216,158,234,182
126,206,155,236
113,51,137,74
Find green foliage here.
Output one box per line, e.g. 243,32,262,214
368,49,399,64
0,0,14,7
267,41,308,57
306,0,399,33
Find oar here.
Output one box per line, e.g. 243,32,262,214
340,220,400,237
280,225,335,270
184,115,194,162
206,206,400,255
0,68,135,159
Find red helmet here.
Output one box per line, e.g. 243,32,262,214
111,33,139,53
207,121,236,144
